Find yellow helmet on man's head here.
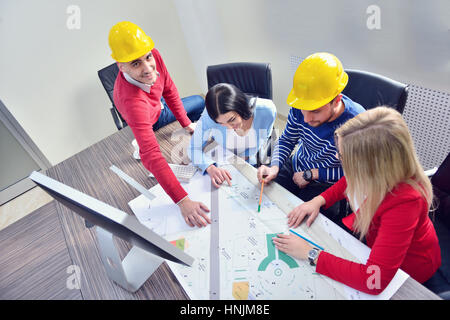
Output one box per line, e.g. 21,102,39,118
287,52,348,111
108,21,155,63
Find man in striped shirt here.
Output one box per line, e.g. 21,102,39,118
257,53,365,220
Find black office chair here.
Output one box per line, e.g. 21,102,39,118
98,63,127,130
206,62,273,100
342,69,408,114
206,62,275,165
333,70,409,220
423,152,450,298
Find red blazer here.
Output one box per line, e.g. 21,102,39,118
113,49,190,203
316,177,441,295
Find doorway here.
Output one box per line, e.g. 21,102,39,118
0,99,51,205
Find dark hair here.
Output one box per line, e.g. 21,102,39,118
205,83,255,122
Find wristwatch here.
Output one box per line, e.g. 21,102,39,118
303,169,313,182
308,248,320,266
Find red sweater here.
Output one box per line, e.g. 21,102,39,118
113,48,191,203
316,177,441,295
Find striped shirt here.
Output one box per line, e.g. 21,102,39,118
271,95,365,183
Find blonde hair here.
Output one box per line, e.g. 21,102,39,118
335,106,432,240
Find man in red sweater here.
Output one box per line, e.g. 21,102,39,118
109,21,210,228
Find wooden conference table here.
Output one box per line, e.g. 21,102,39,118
0,122,441,300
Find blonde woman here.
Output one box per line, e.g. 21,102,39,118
273,106,441,294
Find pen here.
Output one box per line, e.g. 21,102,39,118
257,179,265,212
289,229,325,251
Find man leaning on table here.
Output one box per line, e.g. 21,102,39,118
108,21,210,228
257,52,366,222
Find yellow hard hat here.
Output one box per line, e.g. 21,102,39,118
287,52,348,111
108,21,155,63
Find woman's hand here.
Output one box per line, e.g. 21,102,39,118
206,165,232,188
287,196,326,228
272,233,313,260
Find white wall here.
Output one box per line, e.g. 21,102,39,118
1,0,449,166
0,0,201,165
176,0,450,117
173,0,227,94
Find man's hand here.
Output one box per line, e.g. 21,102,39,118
293,169,319,189
184,123,196,134
178,197,211,227
257,165,279,184
206,165,232,188
293,171,310,189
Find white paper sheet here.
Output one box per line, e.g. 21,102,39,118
128,171,211,237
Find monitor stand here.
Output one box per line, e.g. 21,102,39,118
96,226,163,293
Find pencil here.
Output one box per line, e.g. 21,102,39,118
257,179,265,212
289,229,325,251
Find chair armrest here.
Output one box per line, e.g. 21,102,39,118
425,167,438,177
110,106,123,130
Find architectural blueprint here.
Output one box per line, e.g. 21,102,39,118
129,155,408,300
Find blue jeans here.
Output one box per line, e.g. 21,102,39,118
153,95,205,131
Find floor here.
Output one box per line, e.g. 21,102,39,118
0,186,53,231
0,114,288,232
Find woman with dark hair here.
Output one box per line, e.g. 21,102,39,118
188,83,277,188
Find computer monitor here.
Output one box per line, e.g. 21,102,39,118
29,171,194,292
